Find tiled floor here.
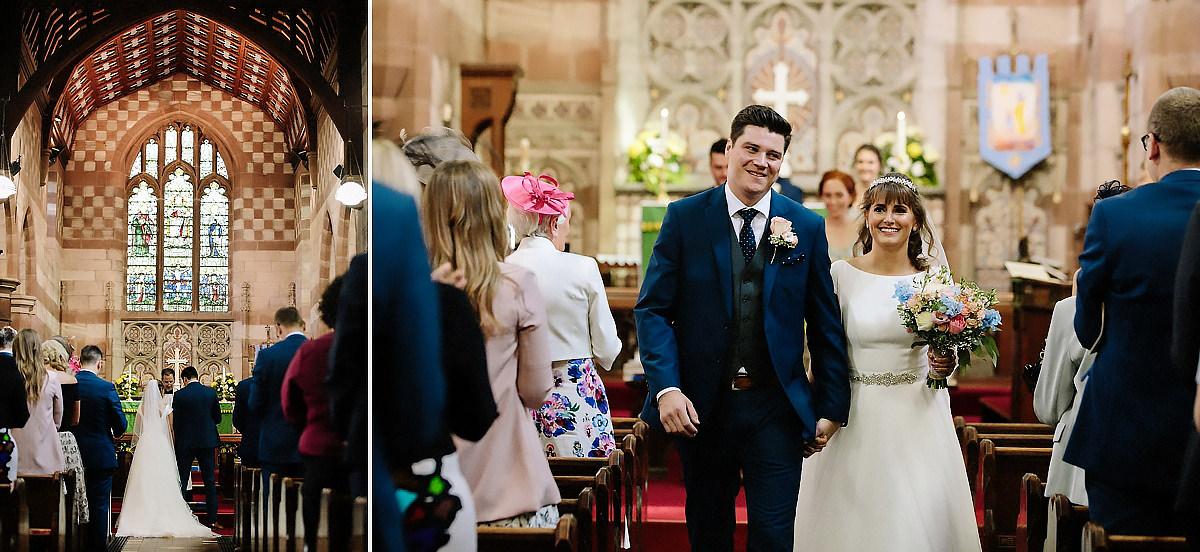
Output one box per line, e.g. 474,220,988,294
118,537,222,551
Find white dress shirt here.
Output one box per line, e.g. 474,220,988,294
505,237,623,370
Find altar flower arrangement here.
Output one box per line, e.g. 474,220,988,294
893,265,1001,388
627,129,687,201
874,126,940,188
115,371,139,400
210,373,237,401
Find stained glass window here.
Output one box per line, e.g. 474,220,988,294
199,183,229,312
163,168,194,312
126,122,231,313
126,182,158,311
181,126,195,166
144,138,159,178
164,124,177,165
199,140,213,178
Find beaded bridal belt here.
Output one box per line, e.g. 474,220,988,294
849,370,920,386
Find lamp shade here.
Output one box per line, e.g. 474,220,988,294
334,176,367,207
0,174,15,199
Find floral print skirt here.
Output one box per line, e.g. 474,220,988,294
530,358,617,458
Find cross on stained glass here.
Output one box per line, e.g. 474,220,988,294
752,62,809,118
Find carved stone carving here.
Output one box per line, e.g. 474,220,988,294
121,320,235,384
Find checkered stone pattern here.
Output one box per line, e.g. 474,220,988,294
63,74,295,246
66,74,293,175
231,185,296,249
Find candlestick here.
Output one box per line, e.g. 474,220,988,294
660,108,670,140
895,111,907,160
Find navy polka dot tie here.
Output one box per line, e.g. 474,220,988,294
738,208,758,263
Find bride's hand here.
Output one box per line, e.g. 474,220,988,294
928,348,956,379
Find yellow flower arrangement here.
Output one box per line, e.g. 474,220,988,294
627,129,687,200
874,126,940,188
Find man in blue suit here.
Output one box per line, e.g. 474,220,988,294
636,105,851,551
1068,86,1200,536
232,372,260,468
173,365,221,527
251,306,308,510
70,345,127,552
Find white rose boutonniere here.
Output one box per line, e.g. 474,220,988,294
768,216,798,263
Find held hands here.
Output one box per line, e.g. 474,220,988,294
658,390,700,438
803,418,840,457
927,348,956,380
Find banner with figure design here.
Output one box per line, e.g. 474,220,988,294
978,54,1052,179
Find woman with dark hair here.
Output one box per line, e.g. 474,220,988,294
794,173,980,551
817,169,859,261
852,144,883,205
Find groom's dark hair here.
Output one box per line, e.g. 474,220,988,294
729,105,793,153
181,365,199,380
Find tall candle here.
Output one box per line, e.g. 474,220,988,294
519,138,531,172
895,111,907,159
660,108,670,140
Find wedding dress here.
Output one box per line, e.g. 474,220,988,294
794,261,980,552
115,380,215,537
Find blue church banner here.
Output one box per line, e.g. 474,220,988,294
978,54,1051,179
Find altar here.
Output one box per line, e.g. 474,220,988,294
120,400,236,435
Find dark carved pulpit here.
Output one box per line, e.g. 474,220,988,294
460,64,522,176
1006,277,1072,422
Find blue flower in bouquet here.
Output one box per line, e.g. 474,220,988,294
982,309,1002,331
939,296,963,317
893,281,915,302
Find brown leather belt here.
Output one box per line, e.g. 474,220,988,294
731,375,756,390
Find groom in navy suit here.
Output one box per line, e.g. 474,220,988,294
1068,87,1200,536
637,105,851,551
70,345,127,551
173,365,222,527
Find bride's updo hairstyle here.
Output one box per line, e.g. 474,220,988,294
856,172,934,271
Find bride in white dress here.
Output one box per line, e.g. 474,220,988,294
795,173,980,552
116,379,215,537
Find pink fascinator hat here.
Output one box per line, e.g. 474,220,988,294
501,172,574,216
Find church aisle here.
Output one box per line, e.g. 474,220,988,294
117,536,224,551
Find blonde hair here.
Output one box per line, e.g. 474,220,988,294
422,160,509,334
43,339,71,373
15,329,44,405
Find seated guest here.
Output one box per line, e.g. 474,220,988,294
422,160,560,527
43,338,79,428
503,172,623,458
0,327,29,482
12,329,65,475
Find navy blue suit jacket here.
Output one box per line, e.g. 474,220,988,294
70,370,127,470
1067,169,1200,492
251,333,307,464
635,187,851,439
232,377,260,463
173,381,221,450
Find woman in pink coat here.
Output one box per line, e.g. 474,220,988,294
12,329,65,475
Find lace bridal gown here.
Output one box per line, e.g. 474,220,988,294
115,380,215,538
794,261,980,552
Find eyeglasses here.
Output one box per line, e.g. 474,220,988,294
1141,133,1158,151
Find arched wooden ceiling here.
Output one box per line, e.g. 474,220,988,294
47,10,309,156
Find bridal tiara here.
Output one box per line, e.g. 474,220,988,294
868,173,918,193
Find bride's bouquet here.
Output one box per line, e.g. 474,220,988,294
893,265,1002,388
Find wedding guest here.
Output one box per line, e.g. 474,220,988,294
504,172,623,458
852,144,882,191
1069,86,1200,535
422,160,560,527
70,345,126,552
12,329,65,476
1034,181,1131,514
251,306,308,521
0,327,28,483
49,336,81,373
794,173,979,551
44,338,80,428
818,169,859,261
232,371,260,468
283,276,350,552
1172,200,1200,548
709,139,729,187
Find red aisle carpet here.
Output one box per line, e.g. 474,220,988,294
110,465,236,538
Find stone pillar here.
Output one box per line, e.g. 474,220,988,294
0,279,18,327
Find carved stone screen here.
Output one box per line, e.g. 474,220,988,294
121,320,233,384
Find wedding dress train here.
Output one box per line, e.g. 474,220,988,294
115,380,215,538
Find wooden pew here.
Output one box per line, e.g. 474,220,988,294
22,473,67,552
351,496,366,552
477,512,580,552
218,451,237,501
620,433,642,552
315,488,352,552
1047,494,1089,552
956,417,1054,446
59,471,81,552
239,465,263,552
1080,521,1188,552
0,479,31,552
963,426,1053,493
282,477,304,552
269,473,282,552
1016,473,1047,552
976,440,1051,552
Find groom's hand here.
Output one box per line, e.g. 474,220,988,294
803,418,840,457
658,390,700,437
